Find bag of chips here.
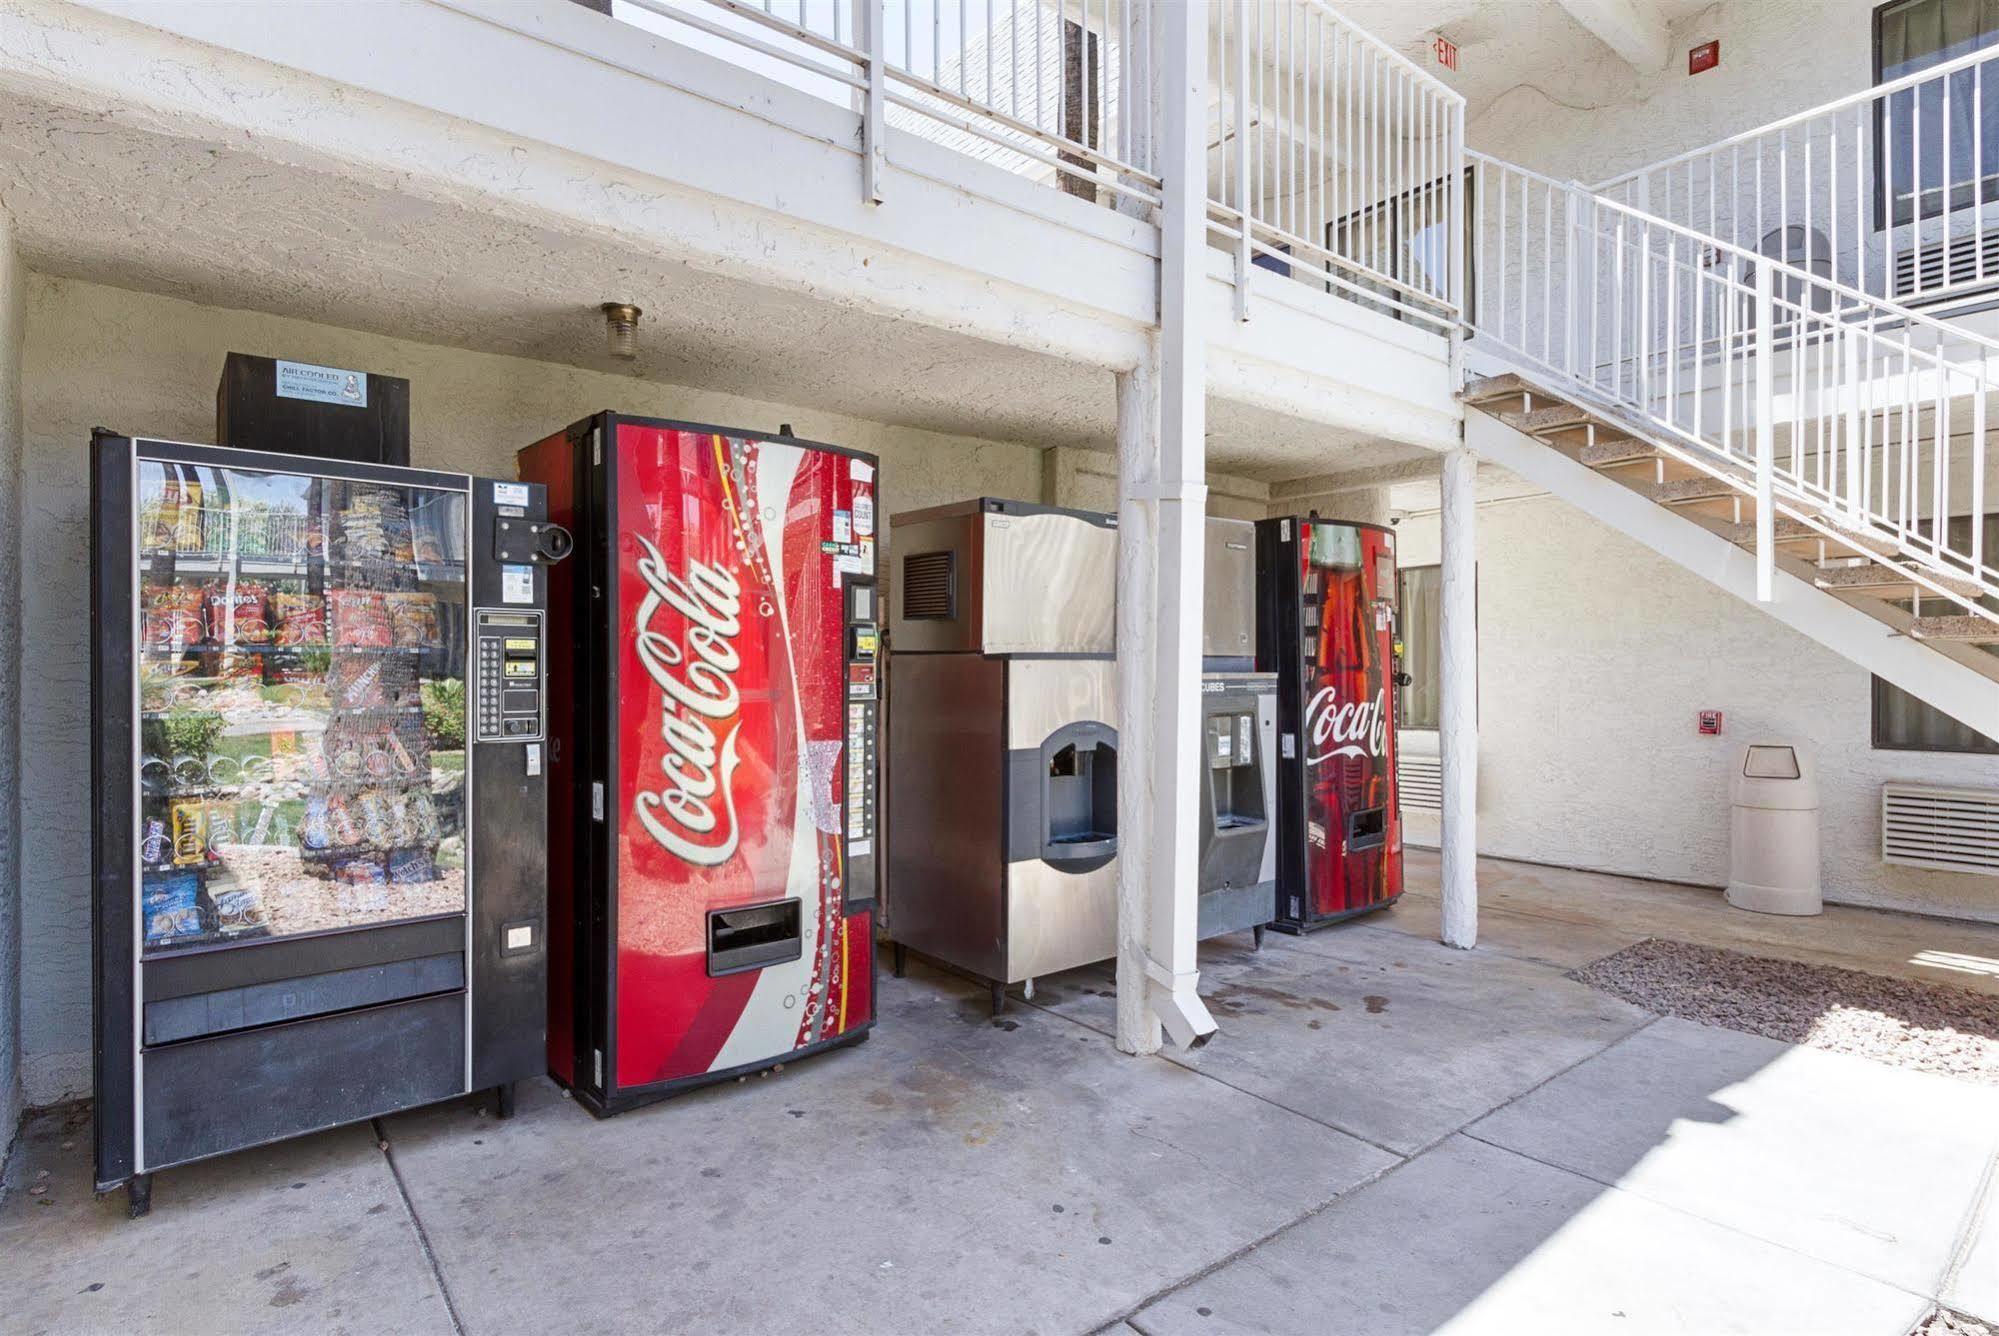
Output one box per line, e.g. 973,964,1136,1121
328,590,393,649
143,585,207,651
385,592,441,648
271,592,327,646
170,799,209,867
205,583,270,644
330,654,389,710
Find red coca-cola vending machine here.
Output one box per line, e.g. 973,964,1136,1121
520,415,879,1115
1256,516,1401,931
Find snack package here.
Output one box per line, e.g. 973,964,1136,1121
331,853,386,885
271,592,327,646
410,502,450,564
301,794,332,853
385,592,441,648
387,846,438,884
328,794,366,849
205,583,271,645
210,651,263,683
329,654,390,710
206,870,268,937
173,481,205,553
170,799,209,867
143,584,207,651
142,869,204,945
140,817,170,866
140,479,182,552
328,590,393,649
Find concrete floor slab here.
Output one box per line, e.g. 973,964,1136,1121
1389,852,1999,997
1131,1133,1931,1336
1034,929,1652,1155
1468,1016,1999,1295
379,963,1397,1336
0,1103,452,1336
1944,1167,1999,1325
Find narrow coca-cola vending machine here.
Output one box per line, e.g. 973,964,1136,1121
1256,516,1402,931
520,415,879,1115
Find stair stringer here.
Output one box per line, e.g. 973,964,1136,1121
1466,409,1999,735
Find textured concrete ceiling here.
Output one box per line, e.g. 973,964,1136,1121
1331,0,1716,121
0,89,1418,484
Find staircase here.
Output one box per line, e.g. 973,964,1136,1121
1457,151,1999,735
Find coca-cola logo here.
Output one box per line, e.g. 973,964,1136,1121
1305,684,1387,766
631,535,746,867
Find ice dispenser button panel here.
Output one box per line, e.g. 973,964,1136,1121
475,608,545,742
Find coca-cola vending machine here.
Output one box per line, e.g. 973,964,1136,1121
519,414,879,1115
1255,517,1401,931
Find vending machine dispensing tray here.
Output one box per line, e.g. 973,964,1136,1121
91,436,562,1213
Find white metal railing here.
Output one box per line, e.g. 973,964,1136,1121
613,0,1161,209
1597,46,1999,315
1471,150,1998,616
1206,0,1463,336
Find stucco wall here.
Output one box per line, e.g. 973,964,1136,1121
1471,0,1876,184
0,212,23,1148
1396,489,1999,924
15,274,1052,1107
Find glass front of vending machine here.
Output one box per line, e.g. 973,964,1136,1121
91,435,560,1215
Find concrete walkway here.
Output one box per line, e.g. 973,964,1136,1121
4,859,1997,1335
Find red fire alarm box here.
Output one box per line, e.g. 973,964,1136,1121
1699,710,1724,735
1689,40,1720,75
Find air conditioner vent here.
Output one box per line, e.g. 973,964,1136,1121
1881,783,1999,878
901,550,957,621
1398,751,1442,812
1893,229,1999,301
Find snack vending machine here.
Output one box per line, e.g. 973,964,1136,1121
1256,517,1402,931
92,435,566,1215
519,414,878,1116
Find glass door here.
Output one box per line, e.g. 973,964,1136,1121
134,456,469,950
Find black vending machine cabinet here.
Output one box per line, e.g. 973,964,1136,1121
91,435,566,1213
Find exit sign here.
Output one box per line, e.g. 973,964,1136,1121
1434,34,1458,72
1689,39,1720,75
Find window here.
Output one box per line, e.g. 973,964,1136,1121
1327,168,1475,327
1870,509,1999,752
1874,0,1999,225
1395,565,1442,730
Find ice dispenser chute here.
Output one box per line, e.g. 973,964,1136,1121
1008,719,1118,872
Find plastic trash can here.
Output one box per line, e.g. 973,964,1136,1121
1725,742,1822,916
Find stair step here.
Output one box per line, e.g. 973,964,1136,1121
1813,563,1988,601
1462,373,1537,405
1722,516,1902,558
1651,475,1744,505
1504,403,1597,435
1908,615,1999,644
1577,437,1659,467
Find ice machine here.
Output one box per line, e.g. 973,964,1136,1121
886,498,1119,1014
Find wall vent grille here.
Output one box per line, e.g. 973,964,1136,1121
1881,783,1999,878
901,550,957,620
1892,229,1999,303
1398,751,1443,812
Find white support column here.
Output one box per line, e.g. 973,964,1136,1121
1114,0,1215,1055
1438,445,1478,950
0,205,22,1136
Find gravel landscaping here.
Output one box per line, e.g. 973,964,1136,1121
1912,1308,1997,1336
1574,939,1999,1085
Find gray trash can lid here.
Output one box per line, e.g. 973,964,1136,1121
1729,743,1819,810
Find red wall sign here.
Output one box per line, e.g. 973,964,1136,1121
1689,40,1720,75
1434,35,1458,72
